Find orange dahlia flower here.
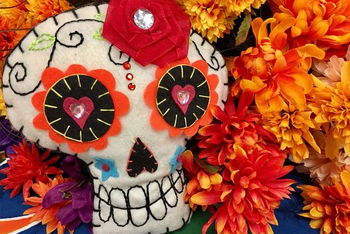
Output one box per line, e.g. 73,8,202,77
269,0,350,58
299,170,350,234
232,18,325,114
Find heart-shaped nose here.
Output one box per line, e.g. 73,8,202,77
127,138,158,177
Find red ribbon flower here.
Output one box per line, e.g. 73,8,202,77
102,0,191,67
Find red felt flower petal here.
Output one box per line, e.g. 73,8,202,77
102,0,190,66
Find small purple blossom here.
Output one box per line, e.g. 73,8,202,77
43,156,93,232
0,116,24,152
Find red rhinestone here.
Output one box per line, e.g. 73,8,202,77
128,83,136,91
123,62,131,70
102,164,110,172
126,73,133,81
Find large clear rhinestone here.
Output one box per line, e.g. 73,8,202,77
70,103,86,119
133,9,154,30
177,90,190,105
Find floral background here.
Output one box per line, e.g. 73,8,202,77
1,0,350,234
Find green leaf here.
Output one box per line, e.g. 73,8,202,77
93,27,104,40
235,12,252,46
194,155,223,174
94,13,106,22
29,33,56,51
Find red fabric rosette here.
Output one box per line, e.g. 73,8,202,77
102,0,191,67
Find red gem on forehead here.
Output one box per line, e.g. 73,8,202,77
123,62,131,70
126,73,133,81
102,163,110,172
128,83,136,91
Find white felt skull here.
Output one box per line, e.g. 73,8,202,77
2,4,228,234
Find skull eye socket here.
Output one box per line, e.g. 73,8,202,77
156,65,210,129
32,64,130,153
44,74,115,142
144,58,219,138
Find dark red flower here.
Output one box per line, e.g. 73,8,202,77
0,140,63,199
102,0,191,66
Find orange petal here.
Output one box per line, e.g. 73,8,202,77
191,191,223,205
340,170,350,195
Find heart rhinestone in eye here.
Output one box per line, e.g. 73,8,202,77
69,103,86,119
177,90,190,105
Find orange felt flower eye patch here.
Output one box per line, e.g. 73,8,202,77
32,64,129,153
144,58,219,137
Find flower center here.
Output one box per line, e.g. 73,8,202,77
133,8,154,30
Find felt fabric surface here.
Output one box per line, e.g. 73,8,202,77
2,3,227,233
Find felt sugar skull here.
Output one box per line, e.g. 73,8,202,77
2,2,228,234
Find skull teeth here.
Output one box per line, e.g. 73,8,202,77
94,169,185,227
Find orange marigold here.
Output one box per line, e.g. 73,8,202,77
299,170,350,234
179,0,236,42
26,0,73,25
220,0,266,15
232,17,325,114
261,103,320,162
269,0,350,58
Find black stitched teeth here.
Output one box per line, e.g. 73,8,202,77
95,169,185,227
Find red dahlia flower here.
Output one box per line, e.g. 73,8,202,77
197,91,275,165
190,145,295,234
0,140,63,198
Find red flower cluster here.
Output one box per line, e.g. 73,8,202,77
182,92,295,234
0,140,63,198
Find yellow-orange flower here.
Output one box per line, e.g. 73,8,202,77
299,170,350,234
269,0,350,58
219,0,266,15
232,18,325,114
297,132,350,185
310,61,350,156
26,0,73,25
179,0,236,42
262,103,320,162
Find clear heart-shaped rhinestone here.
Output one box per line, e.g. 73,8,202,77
133,8,154,30
69,103,86,119
177,90,190,105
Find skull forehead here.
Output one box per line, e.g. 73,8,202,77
2,3,228,188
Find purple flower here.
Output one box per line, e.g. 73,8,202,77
43,156,93,232
43,181,93,230
61,155,89,181
0,116,23,152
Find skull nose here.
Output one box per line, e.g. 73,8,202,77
127,138,158,177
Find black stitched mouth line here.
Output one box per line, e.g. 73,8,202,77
95,168,185,210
